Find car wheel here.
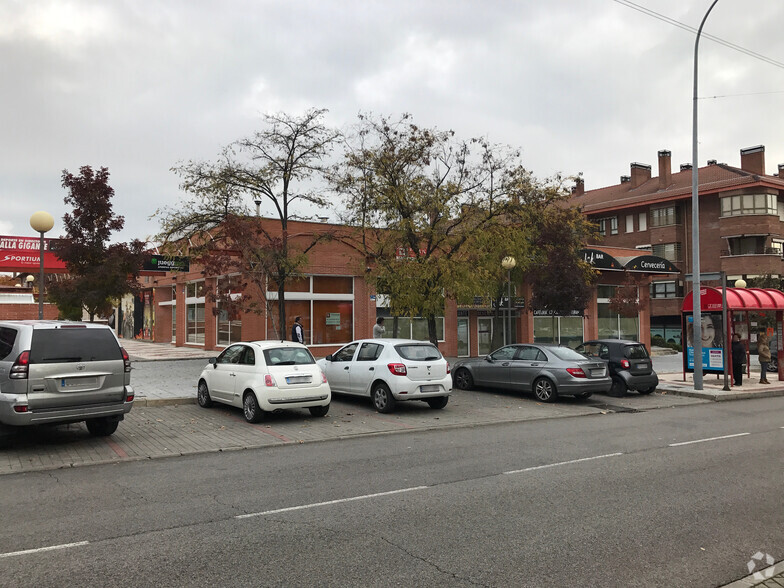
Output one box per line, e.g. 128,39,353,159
197,380,213,408
454,368,474,390
372,382,396,413
610,377,627,397
638,387,656,395
533,378,557,403
309,404,330,417
770,357,778,371
575,392,593,400
426,396,449,409
243,392,264,423
85,417,119,437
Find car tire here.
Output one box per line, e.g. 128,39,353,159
638,387,656,395
533,377,558,403
372,382,396,413
243,392,264,423
197,380,213,408
770,357,778,372
610,377,627,397
454,368,473,390
426,396,449,409
85,417,119,437
309,404,330,417
575,392,593,400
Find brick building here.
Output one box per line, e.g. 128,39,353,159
572,145,784,343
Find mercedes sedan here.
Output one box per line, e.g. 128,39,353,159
452,343,612,402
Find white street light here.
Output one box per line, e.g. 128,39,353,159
734,279,747,289
30,211,54,320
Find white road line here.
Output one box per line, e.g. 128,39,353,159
503,452,624,475
669,432,750,447
235,486,429,519
0,541,89,559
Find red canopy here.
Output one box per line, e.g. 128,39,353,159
682,287,784,312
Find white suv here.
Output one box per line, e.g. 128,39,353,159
0,320,134,436
318,338,451,413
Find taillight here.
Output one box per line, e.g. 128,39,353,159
10,351,30,380
264,374,276,387
13,405,28,413
121,347,131,373
620,359,631,369
446,361,451,375
387,363,407,376
566,367,586,378
126,394,134,402
321,371,327,384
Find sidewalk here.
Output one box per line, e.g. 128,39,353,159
121,338,215,362
656,371,784,401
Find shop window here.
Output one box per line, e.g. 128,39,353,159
186,303,205,344
313,276,353,294
377,315,445,341
533,315,584,348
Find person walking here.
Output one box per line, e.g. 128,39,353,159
757,331,771,384
373,317,386,338
291,316,304,344
731,333,746,386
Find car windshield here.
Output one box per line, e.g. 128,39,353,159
263,347,316,366
547,346,589,361
624,344,649,360
395,344,442,361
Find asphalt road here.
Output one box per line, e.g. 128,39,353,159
1,396,781,587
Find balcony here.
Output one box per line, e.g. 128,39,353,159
719,249,783,276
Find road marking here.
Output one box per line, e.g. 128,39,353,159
669,432,750,447
0,541,89,559
235,486,429,519
104,437,128,458
503,452,624,475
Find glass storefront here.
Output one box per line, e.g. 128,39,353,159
533,315,584,348
186,280,205,344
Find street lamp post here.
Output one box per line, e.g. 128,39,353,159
30,211,54,320
501,256,516,345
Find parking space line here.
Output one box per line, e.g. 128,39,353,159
503,452,624,475
0,541,89,559
235,486,429,519
104,437,128,458
668,432,750,447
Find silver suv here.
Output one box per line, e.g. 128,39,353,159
0,320,134,436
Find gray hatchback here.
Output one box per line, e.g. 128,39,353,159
0,320,134,436
452,343,612,402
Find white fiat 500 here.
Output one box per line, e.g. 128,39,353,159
197,341,330,423
317,338,451,413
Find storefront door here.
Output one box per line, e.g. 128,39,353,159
457,318,470,357
478,317,493,356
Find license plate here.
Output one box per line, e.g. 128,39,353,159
420,385,440,393
285,376,311,384
61,377,98,388
637,363,648,369
590,369,604,377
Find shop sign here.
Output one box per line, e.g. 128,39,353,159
142,255,190,272
0,235,67,271
532,309,583,317
326,313,341,326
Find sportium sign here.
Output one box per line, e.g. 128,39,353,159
142,255,190,272
0,235,67,272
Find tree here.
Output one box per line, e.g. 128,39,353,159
48,166,146,321
332,114,515,345
156,108,340,338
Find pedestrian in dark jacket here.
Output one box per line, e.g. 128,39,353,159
291,316,304,344
731,333,746,386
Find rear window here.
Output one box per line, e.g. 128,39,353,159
0,327,17,361
547,346,589,361
29,328,121,363
624,345,649,360
263,347,315,366
395,344,442,361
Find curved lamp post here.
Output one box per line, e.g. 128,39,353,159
501,256,516,345
30,211,54,319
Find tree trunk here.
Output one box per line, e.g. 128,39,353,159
278,281,286,341
427,316,438,346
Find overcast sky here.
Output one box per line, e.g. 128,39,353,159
2,0,784,243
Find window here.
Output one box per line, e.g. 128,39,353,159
597,285,639,340
333,343,357,362
721,193,777,216
519,346,546,361
490,346,517,361
650,281,679,299
650,206,680,227
533,315,584,348
598,217,618,236
652,242,681,262
727,236,767,255
626,215,634,233
357,343,383,361
186,280,205,344
638,212,647,231
0,327,17,361
217,345,245,364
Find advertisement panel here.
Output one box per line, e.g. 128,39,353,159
685,313,724,372
0,236,67,272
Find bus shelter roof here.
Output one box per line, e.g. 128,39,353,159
682,287,784,312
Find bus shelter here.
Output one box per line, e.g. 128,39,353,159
682,287,784,383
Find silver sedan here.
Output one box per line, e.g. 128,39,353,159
452,343,612,402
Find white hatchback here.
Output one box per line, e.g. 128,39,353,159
197,341,330,423
317,338,451,413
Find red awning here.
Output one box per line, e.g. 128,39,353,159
682,287,784,312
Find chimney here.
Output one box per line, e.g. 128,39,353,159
778,163,784,178
630,162,651,188
658,150,672,189
571,177,584,196
620,175,631,184
680,163,692,171
740,145,765,175
707,159,717,165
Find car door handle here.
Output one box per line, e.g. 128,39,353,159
344,366,350,370
502,362,510,366
530,363,540,367
369,367,374,371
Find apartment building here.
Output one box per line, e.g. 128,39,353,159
572,145,784,343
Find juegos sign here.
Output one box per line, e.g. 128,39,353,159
0,235,66,272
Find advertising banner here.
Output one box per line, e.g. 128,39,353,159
0,235,67,272
685,313,724,372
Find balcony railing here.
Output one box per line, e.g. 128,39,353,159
720,247,782,256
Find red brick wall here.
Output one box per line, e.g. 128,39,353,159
0,304,60,320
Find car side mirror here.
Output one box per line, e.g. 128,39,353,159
485,355,493,362
325,354,333,362
209,357,217,368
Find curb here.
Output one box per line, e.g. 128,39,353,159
721,560,784,587
657,386,784,402
133,397,198,407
